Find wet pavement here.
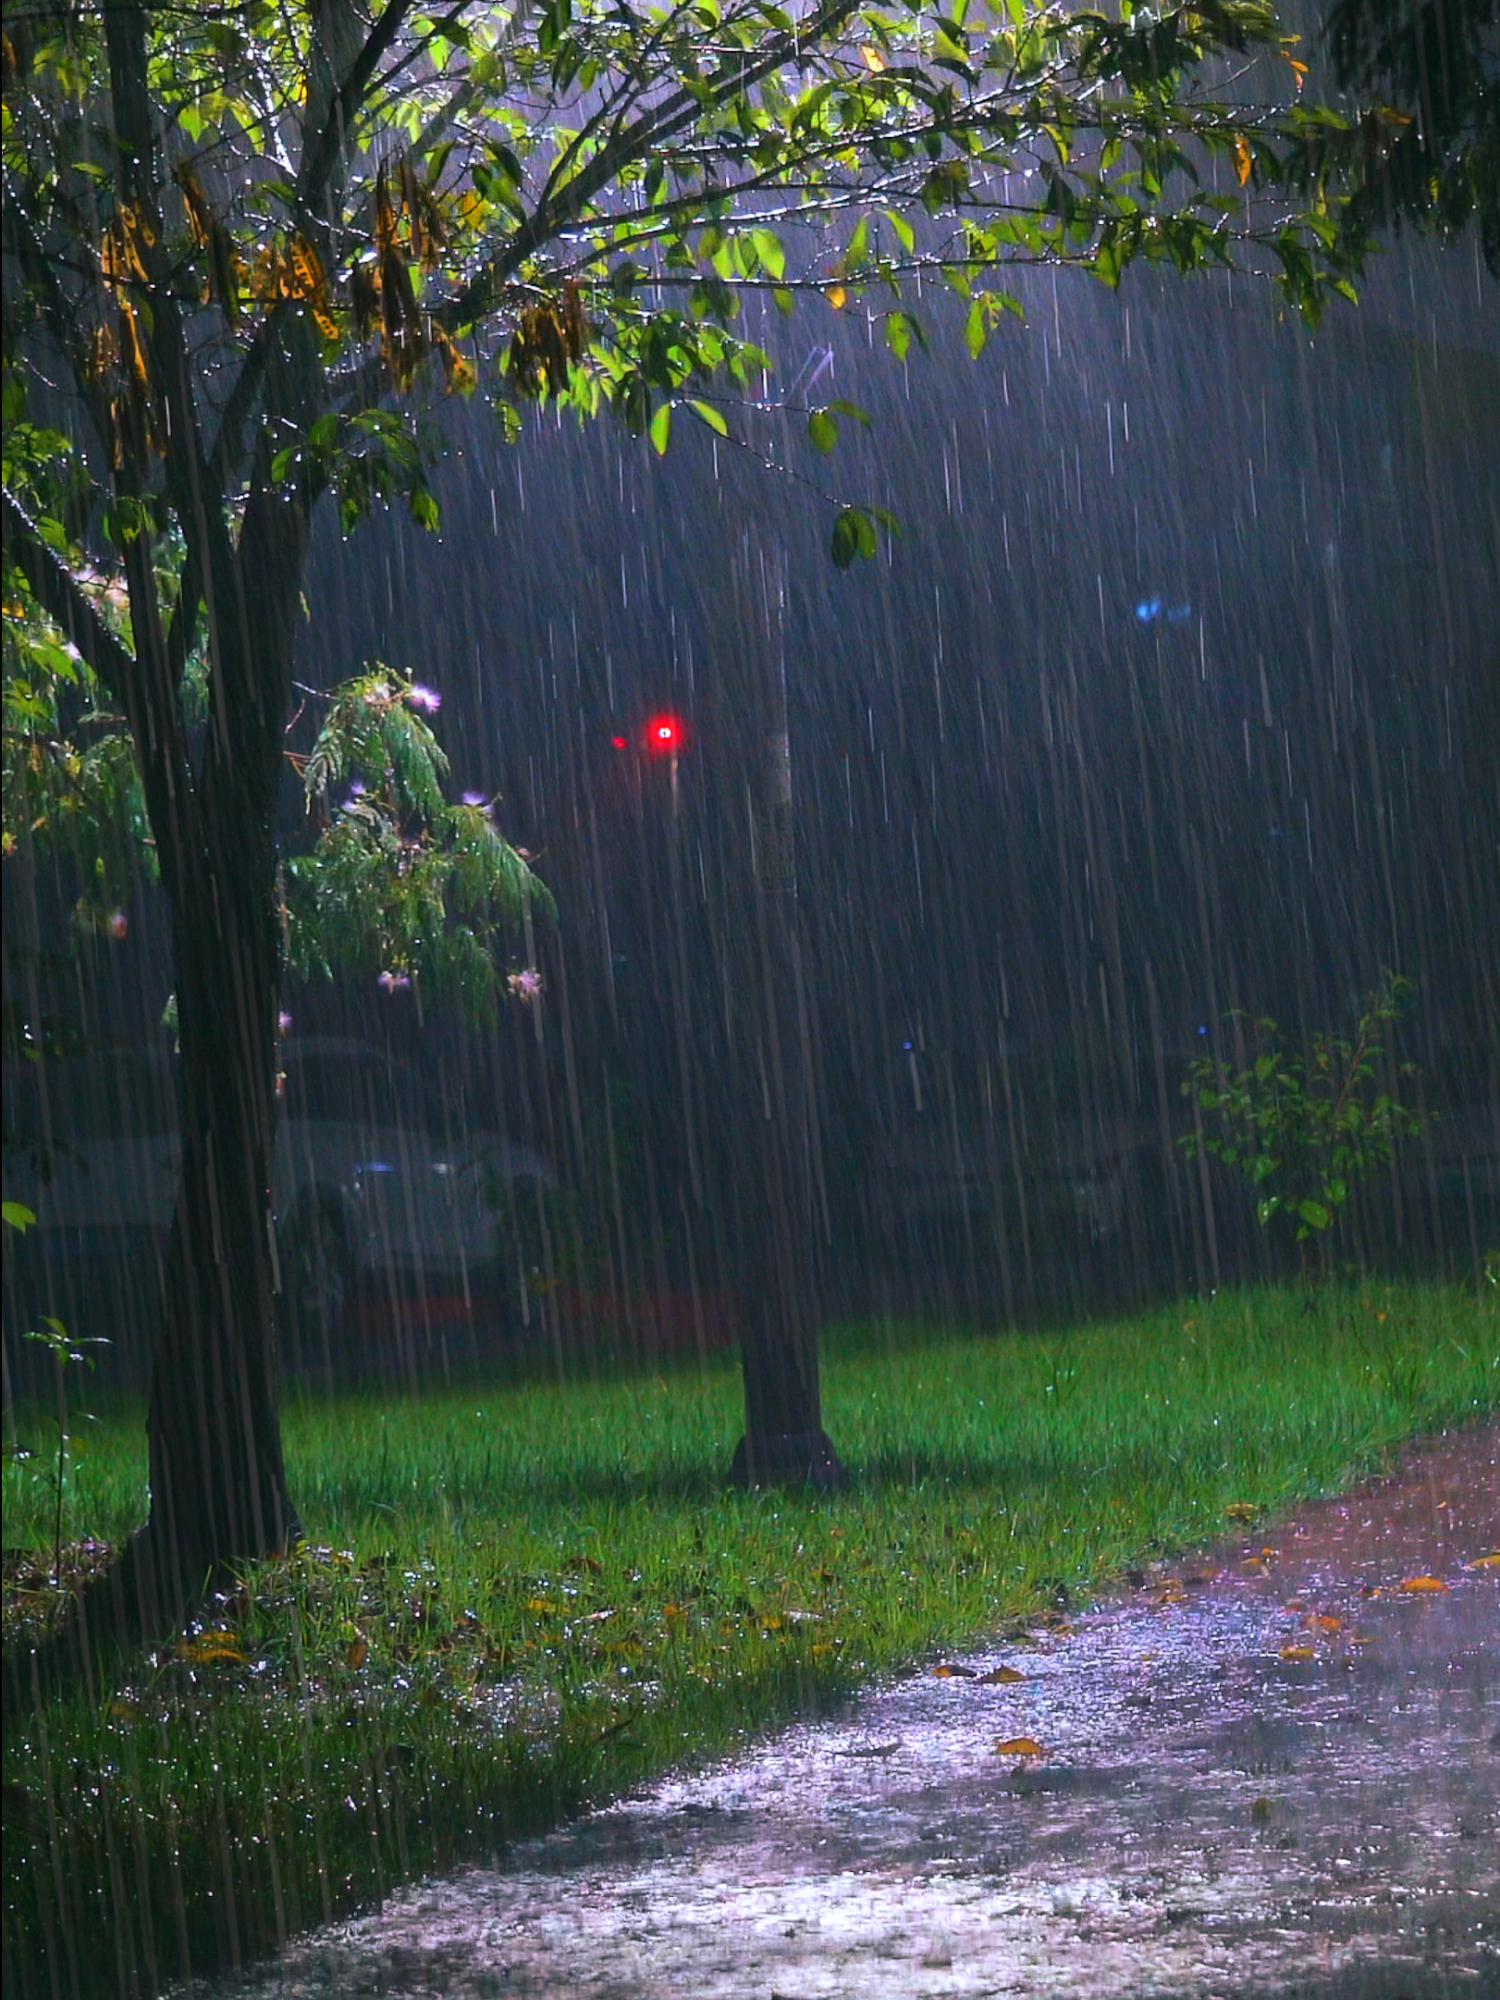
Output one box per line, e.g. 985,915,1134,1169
219,1427,1498,1999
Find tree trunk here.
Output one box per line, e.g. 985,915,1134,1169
728,855,844,1488
130,869,296,1631
713,543,844,1490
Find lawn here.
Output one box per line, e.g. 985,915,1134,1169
2,1279,1495,1996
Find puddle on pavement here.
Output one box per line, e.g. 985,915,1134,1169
206,1427,1499,1998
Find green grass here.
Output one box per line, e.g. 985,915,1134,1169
3,1279,1495,1996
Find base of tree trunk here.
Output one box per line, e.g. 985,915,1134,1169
727,1429,847,1490
2,1511,294,1719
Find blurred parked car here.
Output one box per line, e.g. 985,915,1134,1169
2,1036,551,1381
273,1037,552,1367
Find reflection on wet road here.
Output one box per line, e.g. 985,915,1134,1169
215,1428,1498,1998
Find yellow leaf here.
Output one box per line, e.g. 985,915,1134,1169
932,1661,976,1678
526,1596,558,1614
1468,1552,1500,1569
1306,1614,1341,1634
979,1665,1027,1685
1226,1501,1259,1522
1287,55,1308,90
1399,1575,1448,1592
181,1630,246,1665
995,1736,1043,1758
825,284,847,309
1279,1644,1315,1661
1232,134,1252,187
288,235,330,310
345,1634,368,1669
859,43,887,71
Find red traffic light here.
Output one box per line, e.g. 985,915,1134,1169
645,714,683,754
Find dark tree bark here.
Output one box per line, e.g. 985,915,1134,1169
709,539,845,1490
21,1,330,1645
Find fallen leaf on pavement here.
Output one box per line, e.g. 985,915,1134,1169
979,1665,1027,1684
1279,1644,1316,1661
932,1662,977,1679
1399,1575,1448,1593
1468,1553,1500,1569
995,1736,1044,1758
1226,1502,1260,1522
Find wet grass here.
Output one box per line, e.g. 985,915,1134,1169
2,1278,1494,1995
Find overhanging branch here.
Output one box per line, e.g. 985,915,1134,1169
1,486,138,711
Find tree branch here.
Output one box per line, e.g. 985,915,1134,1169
453,0,864,320
0,184,115,462
296,0,418,223
1,486,139,712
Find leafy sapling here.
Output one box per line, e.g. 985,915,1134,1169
1180,972,1430,1280
23,1315,110,1584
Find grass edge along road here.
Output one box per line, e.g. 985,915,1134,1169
3,1279,1495,1995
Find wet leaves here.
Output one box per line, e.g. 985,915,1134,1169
1398,1575,1449,1593
995,1736,1045,1759
179,1629,248,1666
931,1661,976,1678
1279,1643,1316,1661
979,1665,1028,1685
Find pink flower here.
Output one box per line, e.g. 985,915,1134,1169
106,911,128,940
462,790,488,809
407,682,442,714
278,1011,293,1035
378,970,412,993
507,968,543,1004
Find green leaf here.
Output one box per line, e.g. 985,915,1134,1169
2,1201,36,1232
687,399,728,436
882,208,915,255
750,228,786,279
807,408,838,454
830,505,877,569
964,297,987,358
649,401,672,455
